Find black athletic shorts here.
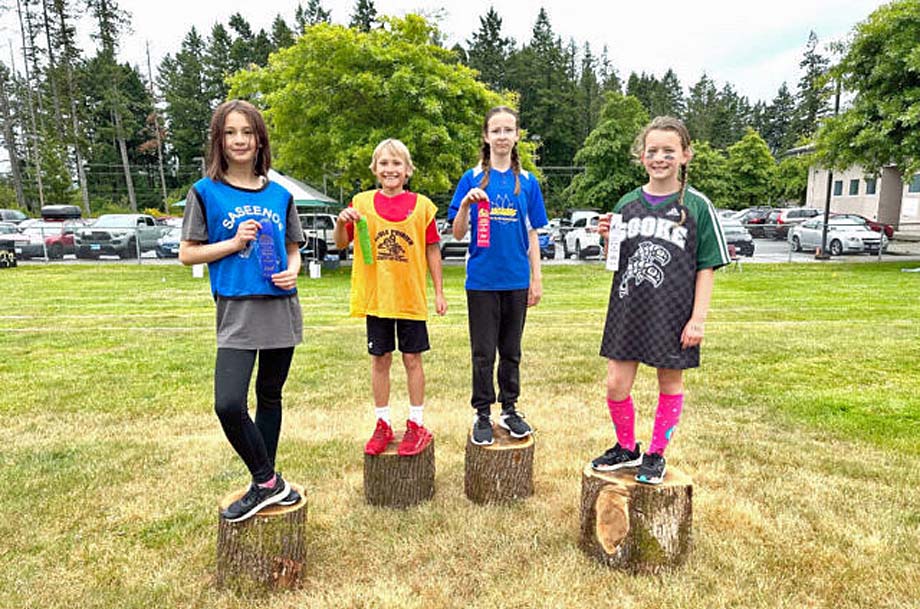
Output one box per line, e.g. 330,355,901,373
366,315,430,355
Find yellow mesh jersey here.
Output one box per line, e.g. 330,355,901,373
349,190,437,320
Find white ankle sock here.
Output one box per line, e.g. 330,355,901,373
408,404,424,425
375,406,391,425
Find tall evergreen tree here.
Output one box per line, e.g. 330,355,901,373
349,0,377,32
204,23,234,105
465,7,514,91
598,45,621,93
794,30,830,139
684,73,719,144
710,83,749,149
577,42,602,141
658,69,685,118
270,15,295,51
763,82,797,153
158,28,210,168
296,0,332,29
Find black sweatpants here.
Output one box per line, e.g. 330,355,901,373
214,347,294,484
466,289,529,415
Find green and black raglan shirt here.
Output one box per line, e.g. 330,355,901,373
600,186,730,369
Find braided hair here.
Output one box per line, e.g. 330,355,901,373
632,116,693,214
478,106,522,196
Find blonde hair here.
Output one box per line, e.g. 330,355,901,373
633,116,693,208
369,139,415,180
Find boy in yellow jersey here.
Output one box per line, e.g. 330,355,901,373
333,139,447,456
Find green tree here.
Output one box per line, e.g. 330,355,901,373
710,83,750,149
685,73,718,144
773,152,812,205
726,128,775,206
296,0,332,29
465,7,514,92
349,0,378,32
816,0,920,177
228,15,525,197
762,82,797,153
159,28,210,167
203,23,234,104
794,31,831,139
563,92,648,211
270,15,295,51
688,140,732,208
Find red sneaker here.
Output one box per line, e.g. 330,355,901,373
364,418,394,455
397,419,433,456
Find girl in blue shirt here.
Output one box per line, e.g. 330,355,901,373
448,106,548,446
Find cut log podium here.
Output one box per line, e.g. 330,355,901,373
465,425,534,504
215,483,307,591
363,431,435,508
579,464,692,574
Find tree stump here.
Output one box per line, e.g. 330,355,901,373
579,464,692,574
363,431,435,508
464,424,535,504
215,483,307,592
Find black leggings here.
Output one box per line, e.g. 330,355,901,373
467,289,529,414
214,347,294,484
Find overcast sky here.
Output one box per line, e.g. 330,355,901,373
0,0,884,103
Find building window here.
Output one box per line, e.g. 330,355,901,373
865,178,877,195
833,180,843,196
849,179,859,195
910,174,920,193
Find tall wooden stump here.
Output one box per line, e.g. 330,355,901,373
465,425,535,504
363,432,435,508
579,464,692,574
216,483,307,591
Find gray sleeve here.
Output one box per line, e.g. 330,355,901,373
285,196,304,245
181,187,209,242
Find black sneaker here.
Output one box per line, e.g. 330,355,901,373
635,452,667,485
591,442,642,471
277,487,301,507
498,409,532,438
221,473,291,523
471,415,494,446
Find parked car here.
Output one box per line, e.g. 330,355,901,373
537,228,555,259
789,217,886,255
299,212,348,259
832,213,894,239
563,213,601,259
0,208,27,224
718,218,755,257
439,220,470,259
155,227,182,258
75,213,165,258
762,207,821,240
17,221,82,259
734,207,773,238
0,222,28,263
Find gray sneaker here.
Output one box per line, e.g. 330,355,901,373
591,442,642,471
221,473,291,523
471,415,494,446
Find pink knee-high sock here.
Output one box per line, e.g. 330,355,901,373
606,396,636,451
649,393,683,455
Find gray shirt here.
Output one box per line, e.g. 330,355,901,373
182,182,305,350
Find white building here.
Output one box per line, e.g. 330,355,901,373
806,165,920,229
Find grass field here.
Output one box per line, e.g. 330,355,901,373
1,262,918,609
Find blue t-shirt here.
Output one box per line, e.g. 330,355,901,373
191,177,296,299
448,166,548,290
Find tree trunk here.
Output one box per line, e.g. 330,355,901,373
113,107,137,211
579,464,692,574
0,68,27,210
215,483,307,592
464,425,534,504
363,431,435,508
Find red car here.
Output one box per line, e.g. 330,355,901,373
17,221,83,259
833,214,894,239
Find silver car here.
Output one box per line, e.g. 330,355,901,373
789,217,886,255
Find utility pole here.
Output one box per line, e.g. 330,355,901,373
816,79,841,260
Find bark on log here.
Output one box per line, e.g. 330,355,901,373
464,424,535,504
363,431,435,508
579,464,692,574
215,483,307,591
